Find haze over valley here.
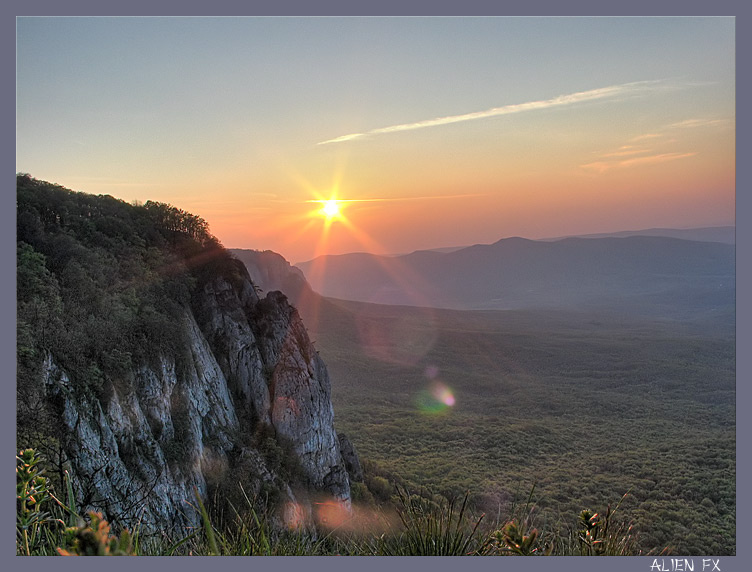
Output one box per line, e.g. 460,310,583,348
234,230,736,555
15,15,735,557
294,231,735,319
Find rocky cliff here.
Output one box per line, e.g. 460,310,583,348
230,249,311,302
16,176,357,536
230,249,317,311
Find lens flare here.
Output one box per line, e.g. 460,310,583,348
353,306,438,366
283,501,306,530
437,386,456,407
415,380,456,414
314,499,350,529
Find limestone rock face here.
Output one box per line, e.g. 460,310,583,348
40,264,353,534
230,249,311,305
338,433,364,483
256,291,350,501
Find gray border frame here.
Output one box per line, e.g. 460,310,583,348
5,2,746,571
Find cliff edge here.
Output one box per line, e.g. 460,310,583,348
16,175,355,535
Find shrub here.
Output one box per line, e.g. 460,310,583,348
367,475,393,503
350,481,376,506
575,499,640,556
57,512,135,556
16,448,64,555
377,486,485,556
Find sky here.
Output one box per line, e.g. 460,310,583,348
16,16,735,263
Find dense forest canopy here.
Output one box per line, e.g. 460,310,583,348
16,174,246,443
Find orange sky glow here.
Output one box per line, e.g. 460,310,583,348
16,17,735,264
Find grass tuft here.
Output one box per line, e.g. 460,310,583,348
376,486,485,555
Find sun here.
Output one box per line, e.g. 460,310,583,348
319,199,342,220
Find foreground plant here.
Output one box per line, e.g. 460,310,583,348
577,495,639,556
15,448,657,556
180,484,339,556
377,486,485,555
57,512,135,556
16,448,64,555
487,519,544,555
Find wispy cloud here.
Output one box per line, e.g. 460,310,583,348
629,117,731,142
581,152,697,174
667,118,731,129
586,114,728,173
306,192,486,204
317,80,666,145
599,145,650,158
619,152,697,167
630,133,663,142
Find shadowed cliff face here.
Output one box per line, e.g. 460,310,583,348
17,176,354,536
194,275,351,500
41,270,351,533
230,249,311,305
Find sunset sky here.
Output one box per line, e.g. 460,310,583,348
16,16,735,263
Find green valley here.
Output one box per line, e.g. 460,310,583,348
302,298,735,555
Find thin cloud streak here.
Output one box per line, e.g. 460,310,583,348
587,113,725,174
630,133,663,142
581,152,697,174
306,193,487,204
667,118,731,129
630,117,731,142
317,80,666,145
619,151,698,167
599,146,650,158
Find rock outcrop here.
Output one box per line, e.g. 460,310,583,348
16,176,357,537
338,433,364,483
39,264,352,534
230,249,314,308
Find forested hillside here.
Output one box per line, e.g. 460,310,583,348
16,174,355,538
17,173,233,403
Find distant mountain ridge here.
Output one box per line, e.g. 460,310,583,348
383,226,734,258
295,233,735,318
540,225,735,244
231,249,312,301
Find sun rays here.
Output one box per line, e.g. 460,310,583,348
251,173,445,369
318,199,343,221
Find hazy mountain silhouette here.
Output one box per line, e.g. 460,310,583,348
231,249,313,304
387,226,734,257
296,235,735,318
541,225,735,244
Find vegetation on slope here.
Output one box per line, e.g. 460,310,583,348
16,174,249,500
17,173,240,399
309,299,735,555
18,447,657,556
